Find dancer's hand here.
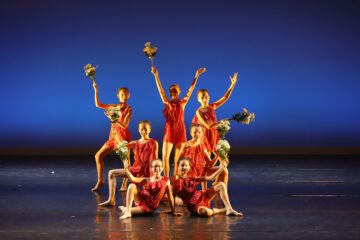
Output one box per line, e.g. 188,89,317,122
151,66,157,75
93,81,98,91
230,72,238,84
196,68,206,76
220,160,227,168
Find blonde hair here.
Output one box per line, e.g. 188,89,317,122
169,84,181,95
139,120,151,129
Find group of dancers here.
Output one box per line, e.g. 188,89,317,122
90,65,242,219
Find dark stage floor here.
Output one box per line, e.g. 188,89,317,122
0,156,360,239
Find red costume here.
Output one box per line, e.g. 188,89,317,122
136,176,169,213
184,143,208,177
172,176,212,214
163,99,187,144
129,139,157,177
192,103,220,152
105,104,132,149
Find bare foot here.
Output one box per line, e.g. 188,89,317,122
91,181,104,192
119,187,127,192
226,208,243,216
119,210,132,219
98,199,115,206
118,206,126,212
212,208,226,214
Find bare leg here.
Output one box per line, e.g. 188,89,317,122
173,143,184,176
162,142,174,177
120,154,130,191
213,182,242,216
197,206,227,216
119,183,142,219
92,144,113,192
119,206,143,219
206,166,228,187
99,169,126,206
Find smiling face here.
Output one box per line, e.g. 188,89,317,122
197,90,210,106
150,159,163,178
117,88,130,103
178,158,190,177
169,85,180,100
138,122,151,138
190,125,203,141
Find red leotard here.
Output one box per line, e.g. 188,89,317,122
184,143,207,177
171,176,211,214
105,104,132,149
162,99,187,144
136,176,169,213
129,139,157,177
192,103,220,152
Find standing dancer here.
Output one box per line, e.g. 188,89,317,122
91,81,132,192
172,158,242,216
99,120,158,206
151,66,206,177
192,73,238,162
119,159,180,219
176,123,228,187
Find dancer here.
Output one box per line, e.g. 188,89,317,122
172,157,242,216
99,120,158,206
119,159,180,219
91,81,132,192
192,73,238,162
175,123,228,187
151,66,206,177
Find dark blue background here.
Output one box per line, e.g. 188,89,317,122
1,0,359,147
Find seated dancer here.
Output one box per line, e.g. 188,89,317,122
91,81,132,192
151,66,206,177
99,120,158,206
192,73,238,164
176,123,228,187
172,157,242,216
119,159,180,219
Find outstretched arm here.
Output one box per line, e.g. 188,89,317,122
183,68,206,105
93,81,112,109
125,168,147,184
151,66,169,104
196,161,227,182
213,72,238,109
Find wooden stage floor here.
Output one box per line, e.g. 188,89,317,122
0,156,359,239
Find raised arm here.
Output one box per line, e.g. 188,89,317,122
125,168,147,184
151,66,169,104
92,81,112,109
183,68,206,105
213,72,238,109
115,107,132,129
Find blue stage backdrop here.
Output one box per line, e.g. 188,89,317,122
1,0,359,147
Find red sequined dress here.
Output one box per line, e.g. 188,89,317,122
163,99,187,144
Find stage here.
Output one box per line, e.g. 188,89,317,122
0,156,359,239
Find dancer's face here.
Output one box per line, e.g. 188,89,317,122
150,160,163,177
198,91,209,106
138,123,151,138
190,126,203,140
178,159,190,177
117,90,129,103
169,87,179,100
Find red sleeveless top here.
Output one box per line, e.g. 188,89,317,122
163,99,187,144
105,104,132,149
136,176,169,213
171,176,211,213
129,139,157,177
192,103,219,152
